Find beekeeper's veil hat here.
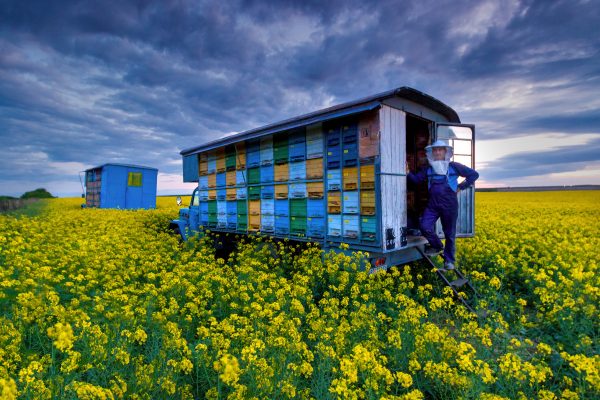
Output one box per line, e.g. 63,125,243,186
425,140,453,175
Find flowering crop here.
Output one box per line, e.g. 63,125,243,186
0,191,598,399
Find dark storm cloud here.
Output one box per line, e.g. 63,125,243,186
519,110,600,133
1,0,599,195
480,137,600,180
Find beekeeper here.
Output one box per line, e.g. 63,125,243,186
407,140,479,270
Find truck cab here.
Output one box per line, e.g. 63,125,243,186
170,187,199,241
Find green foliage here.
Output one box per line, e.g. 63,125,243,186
20,188,55,199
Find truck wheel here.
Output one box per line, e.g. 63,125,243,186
169,223,183,242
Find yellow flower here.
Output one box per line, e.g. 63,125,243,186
47,322,74,352
214,354,241,386
395,371,413,388
0,378,18,400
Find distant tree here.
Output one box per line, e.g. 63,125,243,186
21,188,55,199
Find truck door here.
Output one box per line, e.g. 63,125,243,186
435,123,475,238
188,187,200,232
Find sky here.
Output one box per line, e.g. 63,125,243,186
1,0,599,197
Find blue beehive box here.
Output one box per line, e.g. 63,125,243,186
290,183,307,198
199,175,209,190
361,216,377,241
275,214,290,234
216,172,226,187
306,126,323,159
307,216,325,238
236,170,247,186
326,169,341,191
342,191,359,214
327,214,342,237
261,198,275,215
275,199,289,216
342,214,360,239
84,163,158,209
260,137,274,165
236,187,247,200
289,130,306,161
307,199,325,218
326,127,341,169
262,185,275,199
261,214,275,232
226,201,237,216
200,202,209,226
226,205,237,229
246,139,261,168
289,161,306,181
260,165,274,183
217,201,227,228
207,153,217,174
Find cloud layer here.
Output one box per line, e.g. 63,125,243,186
1,0,599,196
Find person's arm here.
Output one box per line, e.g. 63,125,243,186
407,166,427,185
453,162,479,190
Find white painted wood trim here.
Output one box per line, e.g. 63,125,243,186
379,106,407,251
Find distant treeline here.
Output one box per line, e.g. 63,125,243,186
0,188,54,212
477,185,600,192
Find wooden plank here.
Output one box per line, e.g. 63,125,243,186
378,105,407,252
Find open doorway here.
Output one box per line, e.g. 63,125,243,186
406,114,431,236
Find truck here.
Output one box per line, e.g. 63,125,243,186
171,86,475,273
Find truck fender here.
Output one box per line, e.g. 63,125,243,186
169,219,188,241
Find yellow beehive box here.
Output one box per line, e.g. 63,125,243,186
360,164,375,189
275,184,288,199
248,214,261,231
235,143,246,170
343,167,358,190
307,182,324,199
327,192,341,214
208,173,217,189
226,188,236,200
275,163,289,182
249,200,261,216
226,171,236,187
360,190,376,215
198,153,208,176
306,158,323,179
216,147,226,172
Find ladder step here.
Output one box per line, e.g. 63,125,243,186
450,278,469,288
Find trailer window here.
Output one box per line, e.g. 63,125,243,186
128,172,143,187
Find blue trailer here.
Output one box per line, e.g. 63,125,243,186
172,87,476,273
84,163,158,209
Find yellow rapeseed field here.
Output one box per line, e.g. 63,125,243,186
0,192,598,399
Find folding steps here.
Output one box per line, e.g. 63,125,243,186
417,247,487,317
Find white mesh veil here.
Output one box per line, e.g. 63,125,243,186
425,140,453,175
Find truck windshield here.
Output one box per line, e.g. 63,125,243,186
190,188,200,207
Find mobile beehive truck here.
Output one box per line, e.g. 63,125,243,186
84,163,158,209
172,87,475,273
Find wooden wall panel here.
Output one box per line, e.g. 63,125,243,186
379,105,407,252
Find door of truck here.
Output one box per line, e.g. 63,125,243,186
435,123,475,237
188,187,200,232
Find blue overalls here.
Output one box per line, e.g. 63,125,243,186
421,165,459,263
408,162,479,263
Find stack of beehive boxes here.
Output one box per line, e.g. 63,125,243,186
85,169,102,208
194,111,380,243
